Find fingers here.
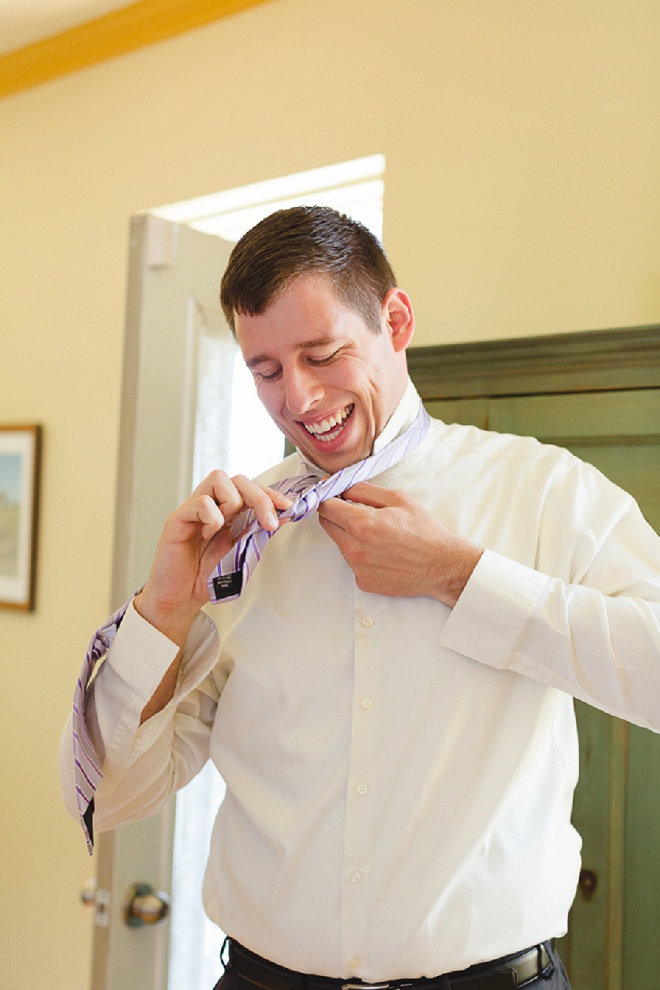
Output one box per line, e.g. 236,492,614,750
140,469,295,631
166,490,221,544
317,483,406,530
316,493,381,543
192,470,294,535
233,476,294,531
316,496,355,531
340,481,405,508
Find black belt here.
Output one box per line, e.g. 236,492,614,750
226,939,553,990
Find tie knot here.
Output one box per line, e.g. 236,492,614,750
208,402,431,603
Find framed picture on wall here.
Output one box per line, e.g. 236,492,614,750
0,425,42,610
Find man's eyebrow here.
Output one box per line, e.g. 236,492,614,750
245,337,338,370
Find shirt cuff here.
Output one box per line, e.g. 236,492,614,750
107,600,219,704
440,549,550,670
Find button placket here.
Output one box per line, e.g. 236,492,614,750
340,594,381,972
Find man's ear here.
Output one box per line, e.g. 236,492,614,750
382,288,415,352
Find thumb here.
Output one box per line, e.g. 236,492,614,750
341,481,402,508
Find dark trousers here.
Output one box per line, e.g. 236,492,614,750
213,942,572,990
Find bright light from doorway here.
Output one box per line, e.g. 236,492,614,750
152,153,385,243
167,155,385,990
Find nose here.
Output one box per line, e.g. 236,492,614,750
282,364,324,416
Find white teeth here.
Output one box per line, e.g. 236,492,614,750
317,428,342,443
304,405,352,437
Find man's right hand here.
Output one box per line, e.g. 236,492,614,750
134,470,293,648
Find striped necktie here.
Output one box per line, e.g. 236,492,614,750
208,403,431,603
73,598,134,853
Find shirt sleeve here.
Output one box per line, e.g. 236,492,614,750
59,601,221,832
441,470,660,731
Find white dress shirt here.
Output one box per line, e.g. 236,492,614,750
60,382,660,981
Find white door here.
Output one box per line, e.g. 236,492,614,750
90,215,235,990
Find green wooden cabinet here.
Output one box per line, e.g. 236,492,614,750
410,327,660,990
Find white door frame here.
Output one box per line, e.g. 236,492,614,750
90,215,233,989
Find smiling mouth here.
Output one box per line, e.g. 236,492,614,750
302,404,354,442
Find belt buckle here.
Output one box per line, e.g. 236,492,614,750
342,983,416,990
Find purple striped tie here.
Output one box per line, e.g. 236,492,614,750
73,598,133,853
209,404,431,603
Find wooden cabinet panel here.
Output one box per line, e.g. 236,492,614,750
412,328,660,990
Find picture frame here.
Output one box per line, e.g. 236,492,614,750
0,425,42,610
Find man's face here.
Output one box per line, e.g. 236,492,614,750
235,275,413,473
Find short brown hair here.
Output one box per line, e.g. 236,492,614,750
220,206,396,335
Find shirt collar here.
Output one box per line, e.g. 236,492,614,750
296,378,422,475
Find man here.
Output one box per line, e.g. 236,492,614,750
61,206,660,990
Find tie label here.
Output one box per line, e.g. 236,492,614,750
213,571,244,600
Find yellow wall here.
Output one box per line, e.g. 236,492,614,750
0,0,658,986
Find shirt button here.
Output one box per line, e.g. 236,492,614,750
361,698,373,710
350,870,362,883
356,783,369,796
362,616,374,628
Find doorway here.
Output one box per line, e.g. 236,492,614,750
93,158,388,990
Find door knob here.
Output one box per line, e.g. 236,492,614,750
124,882,170,927
79,877,111,927
80,877,97,907
578,868,599,902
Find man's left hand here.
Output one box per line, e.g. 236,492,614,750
317,482,483,607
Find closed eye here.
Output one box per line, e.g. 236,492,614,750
307,349,341,366
255,367,282,382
